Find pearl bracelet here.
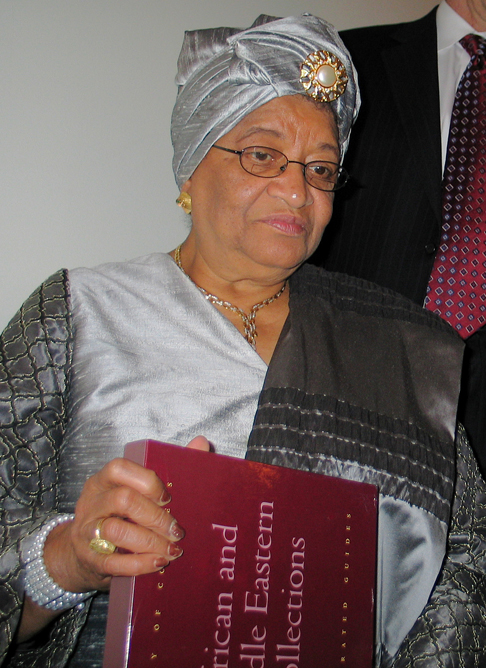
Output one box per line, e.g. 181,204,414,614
23,514,96,611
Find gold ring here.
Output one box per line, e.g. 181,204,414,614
89,518,117,555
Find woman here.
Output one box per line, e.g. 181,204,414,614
0,13,485,668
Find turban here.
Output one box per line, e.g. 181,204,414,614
171,13,360,188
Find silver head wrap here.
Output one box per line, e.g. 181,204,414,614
171,13,360,188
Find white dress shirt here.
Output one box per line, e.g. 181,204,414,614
437,1,486,171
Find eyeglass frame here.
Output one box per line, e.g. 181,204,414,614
212,144,349,192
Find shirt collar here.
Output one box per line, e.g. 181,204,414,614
437,0,486,52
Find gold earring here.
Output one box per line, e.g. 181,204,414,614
176,191,192,214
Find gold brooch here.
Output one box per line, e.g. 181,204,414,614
300,50,348,102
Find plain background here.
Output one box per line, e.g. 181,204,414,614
1,0,437,330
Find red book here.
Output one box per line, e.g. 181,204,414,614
103,441,377,668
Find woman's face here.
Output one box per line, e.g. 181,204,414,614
182,94,339,282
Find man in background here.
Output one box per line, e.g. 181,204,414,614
317,0,486,473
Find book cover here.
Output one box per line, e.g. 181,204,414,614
103,440,377,668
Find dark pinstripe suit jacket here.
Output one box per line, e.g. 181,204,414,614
315,7,486,475
316,7,441,303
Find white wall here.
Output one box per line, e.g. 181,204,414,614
1,0,438,330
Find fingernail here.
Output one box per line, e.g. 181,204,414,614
155,557,168,569
158,489,171,506
169,520,185,541
168,543,183,559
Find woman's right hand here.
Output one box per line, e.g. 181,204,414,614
43,456,183,596
18,437,211,643
43,436,211,596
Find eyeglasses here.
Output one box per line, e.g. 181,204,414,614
212,145,348,192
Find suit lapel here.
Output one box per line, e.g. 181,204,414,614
382,8,442,225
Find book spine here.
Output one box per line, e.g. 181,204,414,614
102,441,148,668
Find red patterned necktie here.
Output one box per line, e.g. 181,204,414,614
426,34,486,338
